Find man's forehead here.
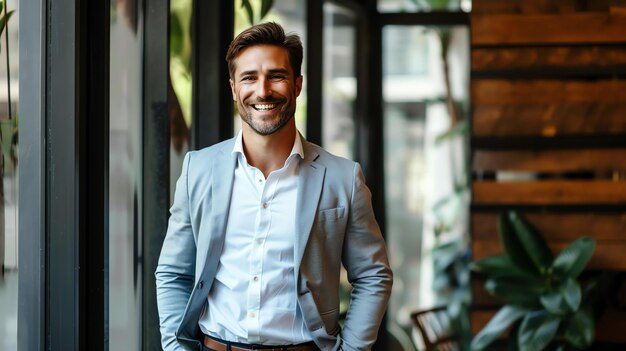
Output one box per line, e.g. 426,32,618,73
234,45,291,70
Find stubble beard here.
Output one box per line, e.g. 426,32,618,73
239,99,296,136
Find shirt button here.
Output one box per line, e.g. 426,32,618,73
256,239,263,244
258,179,263,183
262,202,269,209
253,276,259,282
249,312,256,318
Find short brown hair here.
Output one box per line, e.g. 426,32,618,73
226,22,303,80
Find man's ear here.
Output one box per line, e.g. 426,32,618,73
229,79,236,101
295,75,303,97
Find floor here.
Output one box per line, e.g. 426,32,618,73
0,269,18,351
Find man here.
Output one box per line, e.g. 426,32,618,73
156,22,392,351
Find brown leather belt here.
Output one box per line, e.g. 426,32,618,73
203,335,319,351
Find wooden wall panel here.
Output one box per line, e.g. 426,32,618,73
472,46,626,71
472,13,626,45
470,0,626,344
473,103,626,137
472,239,626,270
473,80,626,105
472,0,612,14
472,212,626,242
473,149,626,171
473,181,626,205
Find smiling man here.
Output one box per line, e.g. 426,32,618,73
156,22,392,351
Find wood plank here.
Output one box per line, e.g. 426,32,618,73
472,13,626,45
472,46,626,71
472,80,626,105
470,309,626,342
472,103,626,137
473,180,626,205
470,309,497,336
472,0,611,14
472,212,626,242
473,149,626,172
472,240,626,270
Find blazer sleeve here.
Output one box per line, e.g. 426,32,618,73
155,152,197,351
340,163,393,350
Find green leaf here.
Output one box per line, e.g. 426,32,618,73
435,119,469,145
552,237,596,279
472,256,541,281
471,305,530,350
241,0,254,25
563,307,595,349
517,310,560,351
539,278,581,315
433,241,460,272
169,12,184,57
507,211,553,274
498,212,540,274
485,278,543,305
260,0,274,19
0,10,14,35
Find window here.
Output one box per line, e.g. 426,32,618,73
382,24,470,338
0,0,19,349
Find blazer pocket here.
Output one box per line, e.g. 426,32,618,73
316,207,346,222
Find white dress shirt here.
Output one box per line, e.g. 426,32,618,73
198,130,313,345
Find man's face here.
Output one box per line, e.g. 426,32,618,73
230,44,303,136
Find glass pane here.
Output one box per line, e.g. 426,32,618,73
382,24,470,340
170,0,192,204
109,0,143,348
378,0,472,13
0,0,19,349
233,0,307,137
322,3,356,160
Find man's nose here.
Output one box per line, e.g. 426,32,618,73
255,78,271,98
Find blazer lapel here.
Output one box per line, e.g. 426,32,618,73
294,141,326,273
199,141,236,279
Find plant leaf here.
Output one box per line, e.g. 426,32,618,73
517,310,560,351
471,305,530,350
435,119,469,145
485,278,543,305
552,237,596,279
0,10,14,35
498,212,540,274
433,241,459,272
507,211,553,275
539,278,581,315
241,0,254,25
563,307,595,349
472,256,540,281
260,0,274,19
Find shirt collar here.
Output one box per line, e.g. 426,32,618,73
232,129,305,163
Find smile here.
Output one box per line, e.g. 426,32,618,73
253,103,278,111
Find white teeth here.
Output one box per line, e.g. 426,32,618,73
254,103,276,111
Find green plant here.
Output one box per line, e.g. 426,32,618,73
0,0,14,276
240,0,274,26
471,210,599,351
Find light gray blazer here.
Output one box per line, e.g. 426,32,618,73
155,136,393,351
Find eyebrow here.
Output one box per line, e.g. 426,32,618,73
238,68,290,78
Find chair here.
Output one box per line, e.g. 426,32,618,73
410,306,459,351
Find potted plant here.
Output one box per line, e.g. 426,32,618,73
471,210,600,351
